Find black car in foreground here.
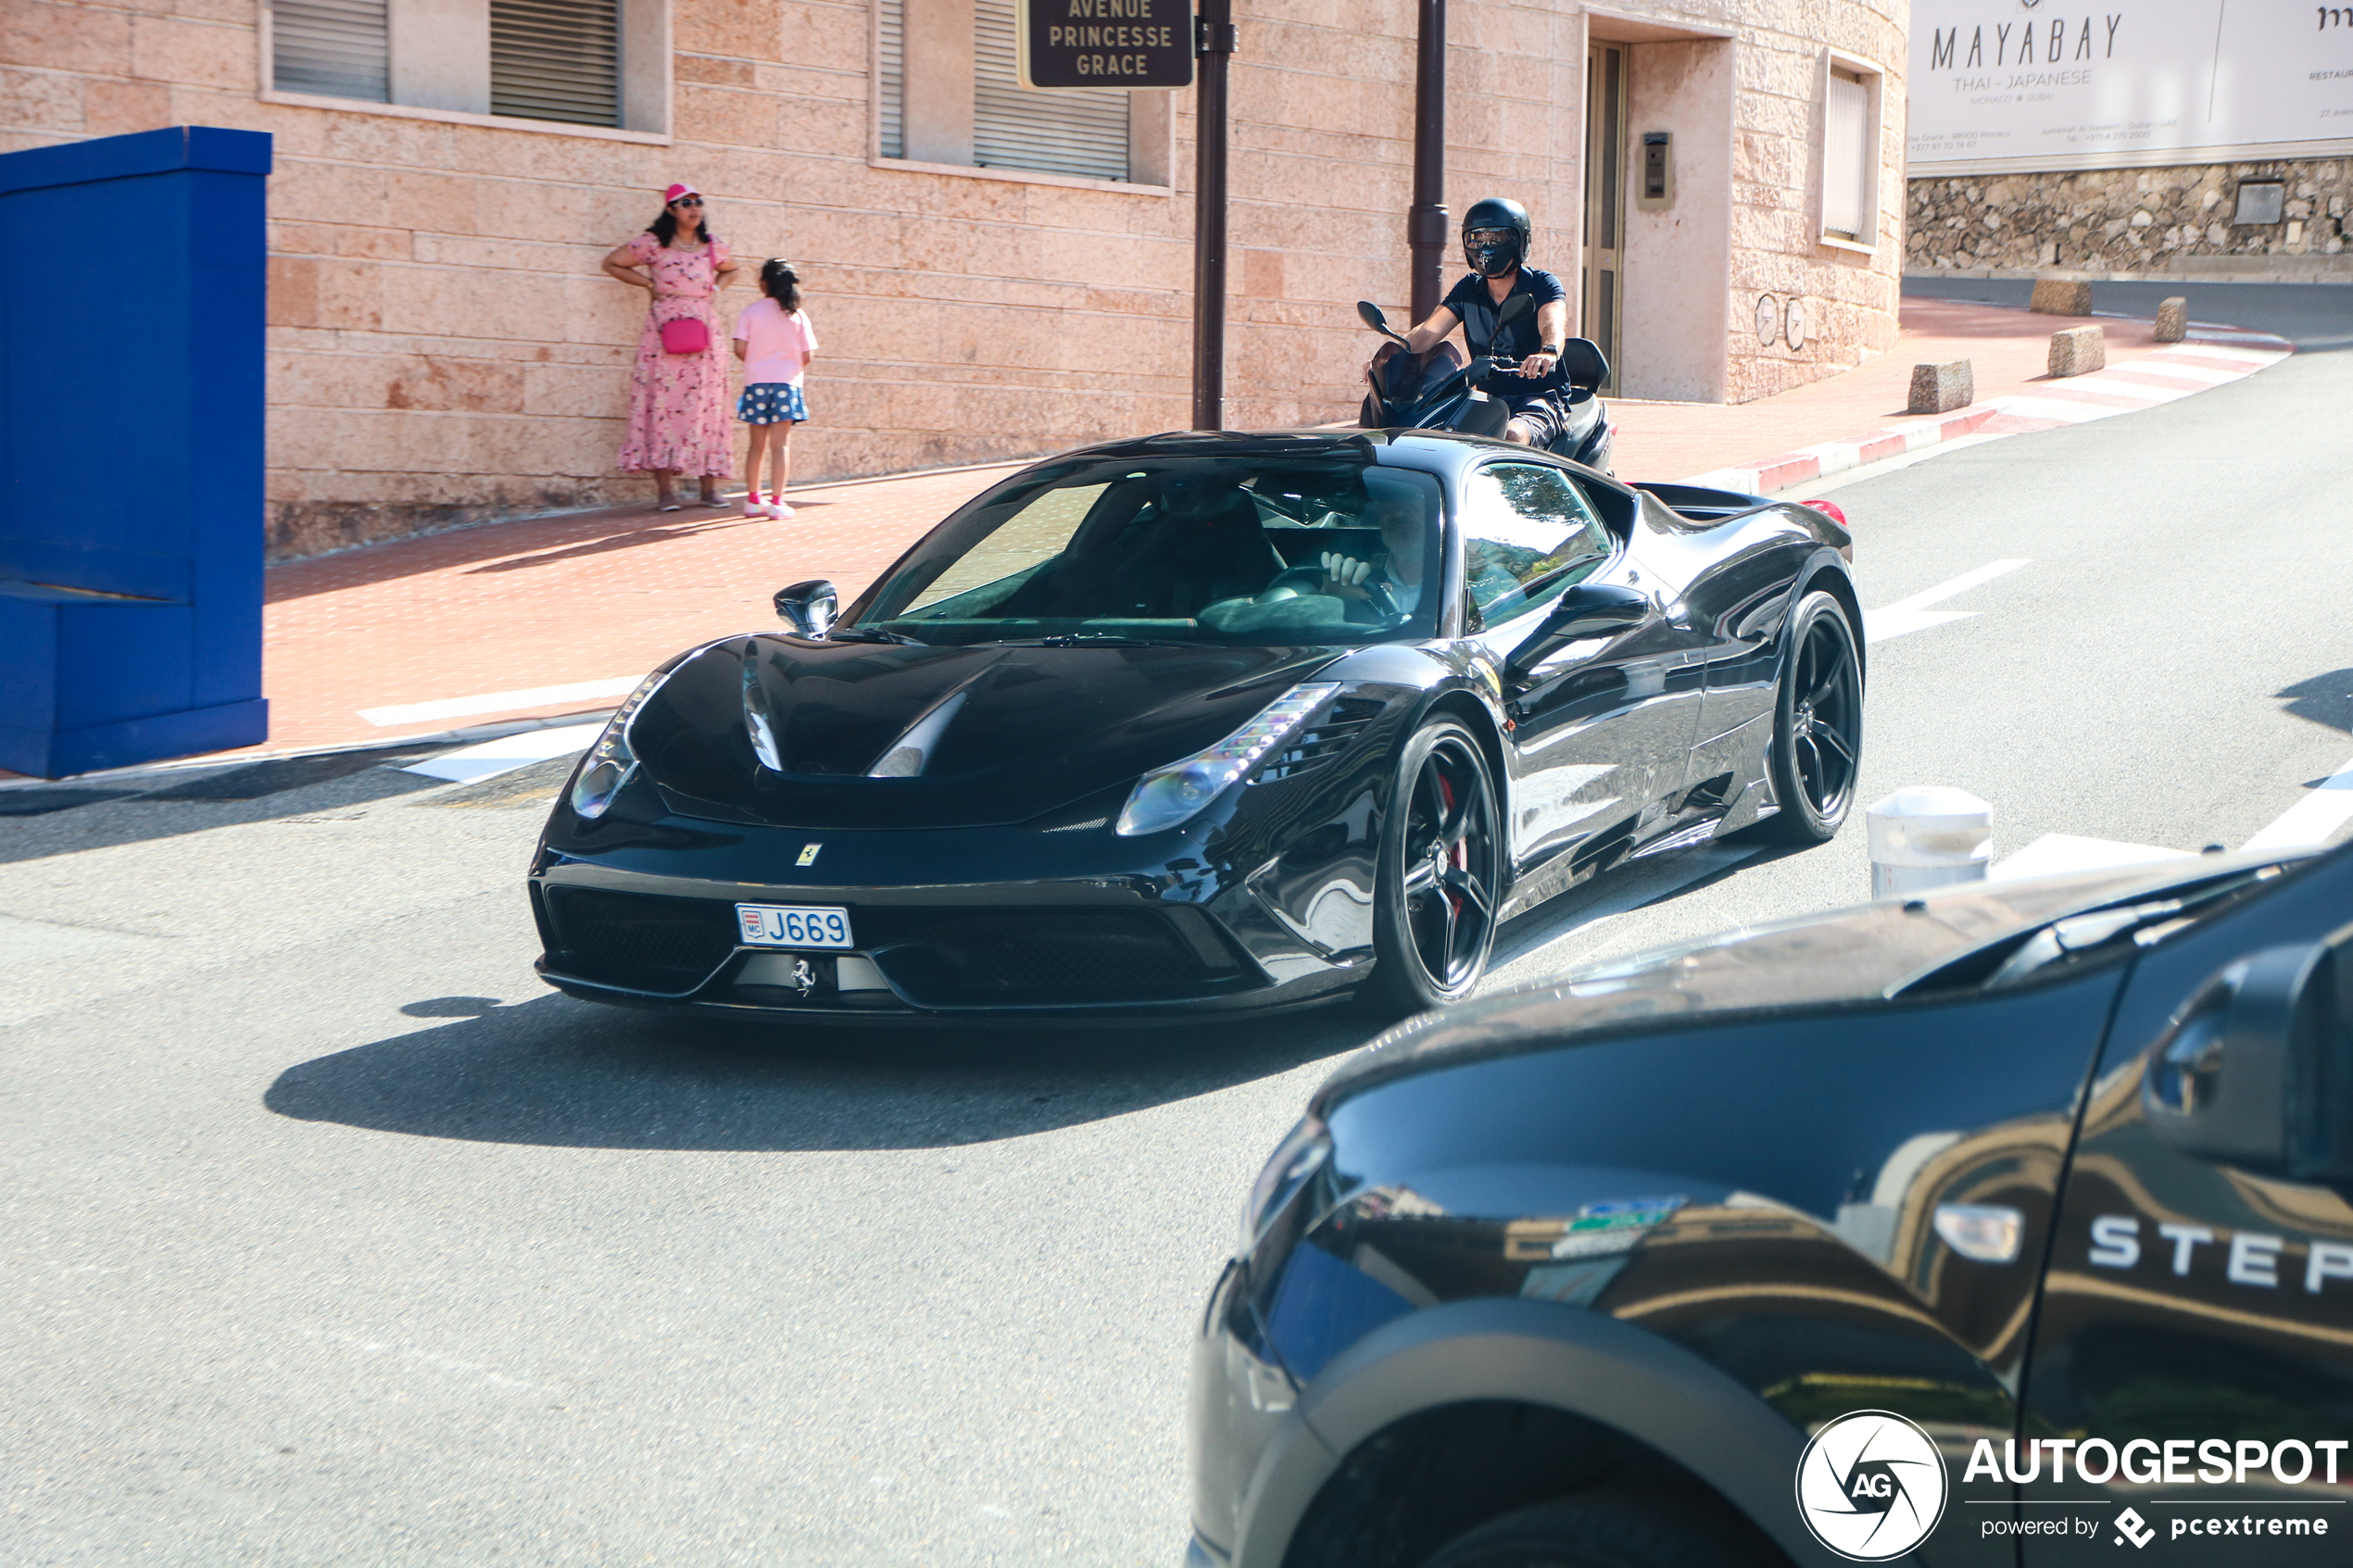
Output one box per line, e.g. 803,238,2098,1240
1189,840,2353,1567
528,429,1859,1021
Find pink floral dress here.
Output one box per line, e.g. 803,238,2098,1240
616,233,735,477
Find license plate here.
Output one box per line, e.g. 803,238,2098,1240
735,903,853,949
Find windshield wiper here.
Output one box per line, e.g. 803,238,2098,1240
1903,866,2283,995
827,626,926,646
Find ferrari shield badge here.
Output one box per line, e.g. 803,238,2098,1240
797,843,823,867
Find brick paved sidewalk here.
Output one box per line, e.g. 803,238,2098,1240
146,295,2296,763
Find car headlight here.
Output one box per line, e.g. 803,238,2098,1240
1115,682,1340,837
568,664,678,820
1242,1114,1332,1256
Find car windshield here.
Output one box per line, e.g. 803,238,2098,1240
846,457,1446,646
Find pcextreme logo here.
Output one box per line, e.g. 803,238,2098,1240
1795,1410,1951,1561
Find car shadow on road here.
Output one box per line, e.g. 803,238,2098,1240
2278,669,2353,736
264,990,1365,1151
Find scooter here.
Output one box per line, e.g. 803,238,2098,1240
1354,296,1615,474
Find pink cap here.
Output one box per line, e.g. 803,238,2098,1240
663,182,701,203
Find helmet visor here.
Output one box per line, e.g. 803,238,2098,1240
1464,227,1522,277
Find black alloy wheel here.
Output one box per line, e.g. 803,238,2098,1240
1366,719,1503,1017
1760,589,1863,844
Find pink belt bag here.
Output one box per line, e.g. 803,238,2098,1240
659,316,710,356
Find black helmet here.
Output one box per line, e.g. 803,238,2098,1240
1461,196,1531,279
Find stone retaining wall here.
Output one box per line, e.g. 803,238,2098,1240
1906,158,2350,276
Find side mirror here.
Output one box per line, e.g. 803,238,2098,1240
2145,939,2352,1179
1356,300,1411,347
774,579,838,639
1504,582,1647,675
1495,293,1534,331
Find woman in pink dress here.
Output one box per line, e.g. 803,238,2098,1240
603,183,739,509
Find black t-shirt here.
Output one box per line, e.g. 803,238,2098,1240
1441,267,1567,392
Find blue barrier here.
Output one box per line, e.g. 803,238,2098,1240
1,126,271,778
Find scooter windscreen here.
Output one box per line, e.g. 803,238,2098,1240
1366,340,1465,418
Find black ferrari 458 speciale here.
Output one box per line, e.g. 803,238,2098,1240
527,429,1862,1022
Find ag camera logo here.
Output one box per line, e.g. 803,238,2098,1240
1795,1410,1950,1561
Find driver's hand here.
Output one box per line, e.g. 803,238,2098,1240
1320,552,1374,595
1519,351,1559,380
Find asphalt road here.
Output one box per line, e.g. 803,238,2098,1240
6,316,2352,1565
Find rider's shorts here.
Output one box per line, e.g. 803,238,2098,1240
1498,391,1566,445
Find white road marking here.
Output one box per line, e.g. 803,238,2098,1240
1991,834,2197,882
2244,753,2353,852
359,677,640,728
402,721,606,784
1986,395,2135,424
2057,375,2195,402
2107,360,2244,385
1864,559,2032,645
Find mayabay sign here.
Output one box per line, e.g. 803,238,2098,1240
1018,0,1195,90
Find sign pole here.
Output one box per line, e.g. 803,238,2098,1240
1190,0,1235,431
1407,0,1447,323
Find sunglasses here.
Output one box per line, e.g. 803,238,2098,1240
1466,229,1516,245
670,195,704,207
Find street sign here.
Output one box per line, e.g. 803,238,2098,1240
1017,0,1194,91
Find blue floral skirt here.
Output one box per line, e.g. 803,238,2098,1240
737,383,808,425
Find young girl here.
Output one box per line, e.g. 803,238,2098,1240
732,259,818,520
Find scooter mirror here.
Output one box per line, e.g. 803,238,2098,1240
1495,293,1534,331
1356,301,1412,347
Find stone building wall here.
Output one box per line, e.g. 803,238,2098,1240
1721,0,1908,402
5,0,1906,559
1906,158,2351,276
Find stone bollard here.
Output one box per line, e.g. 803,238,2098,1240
1867,786,1994,899
1906,359,1974,414
2030,278,2094,316
2155,296,2188,343
2047,324,2107,378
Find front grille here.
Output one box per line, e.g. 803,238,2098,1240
542,886,739,992
1253,697,1385,785
872,910,1214,1006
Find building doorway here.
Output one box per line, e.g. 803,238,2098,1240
1582,43,1626,394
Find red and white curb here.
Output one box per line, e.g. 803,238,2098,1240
1680,325,2295,495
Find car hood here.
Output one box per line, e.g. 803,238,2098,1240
627,635,1342,830
1315,848,2317,1110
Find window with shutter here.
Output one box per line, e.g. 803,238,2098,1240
273,0,391,103
878,0,906,158
972,0,1128,181
1823,69,1870,242
490,0,622,128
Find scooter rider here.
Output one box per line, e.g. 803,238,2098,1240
1384,197,1571,447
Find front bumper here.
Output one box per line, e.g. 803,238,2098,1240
528,814,1371,1023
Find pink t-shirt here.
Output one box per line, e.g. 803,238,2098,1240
733,297,816,387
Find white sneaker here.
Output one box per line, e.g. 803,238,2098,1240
770,499,795,521
742,492,767,518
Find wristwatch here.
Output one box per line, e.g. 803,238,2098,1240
1538,343,1564,358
